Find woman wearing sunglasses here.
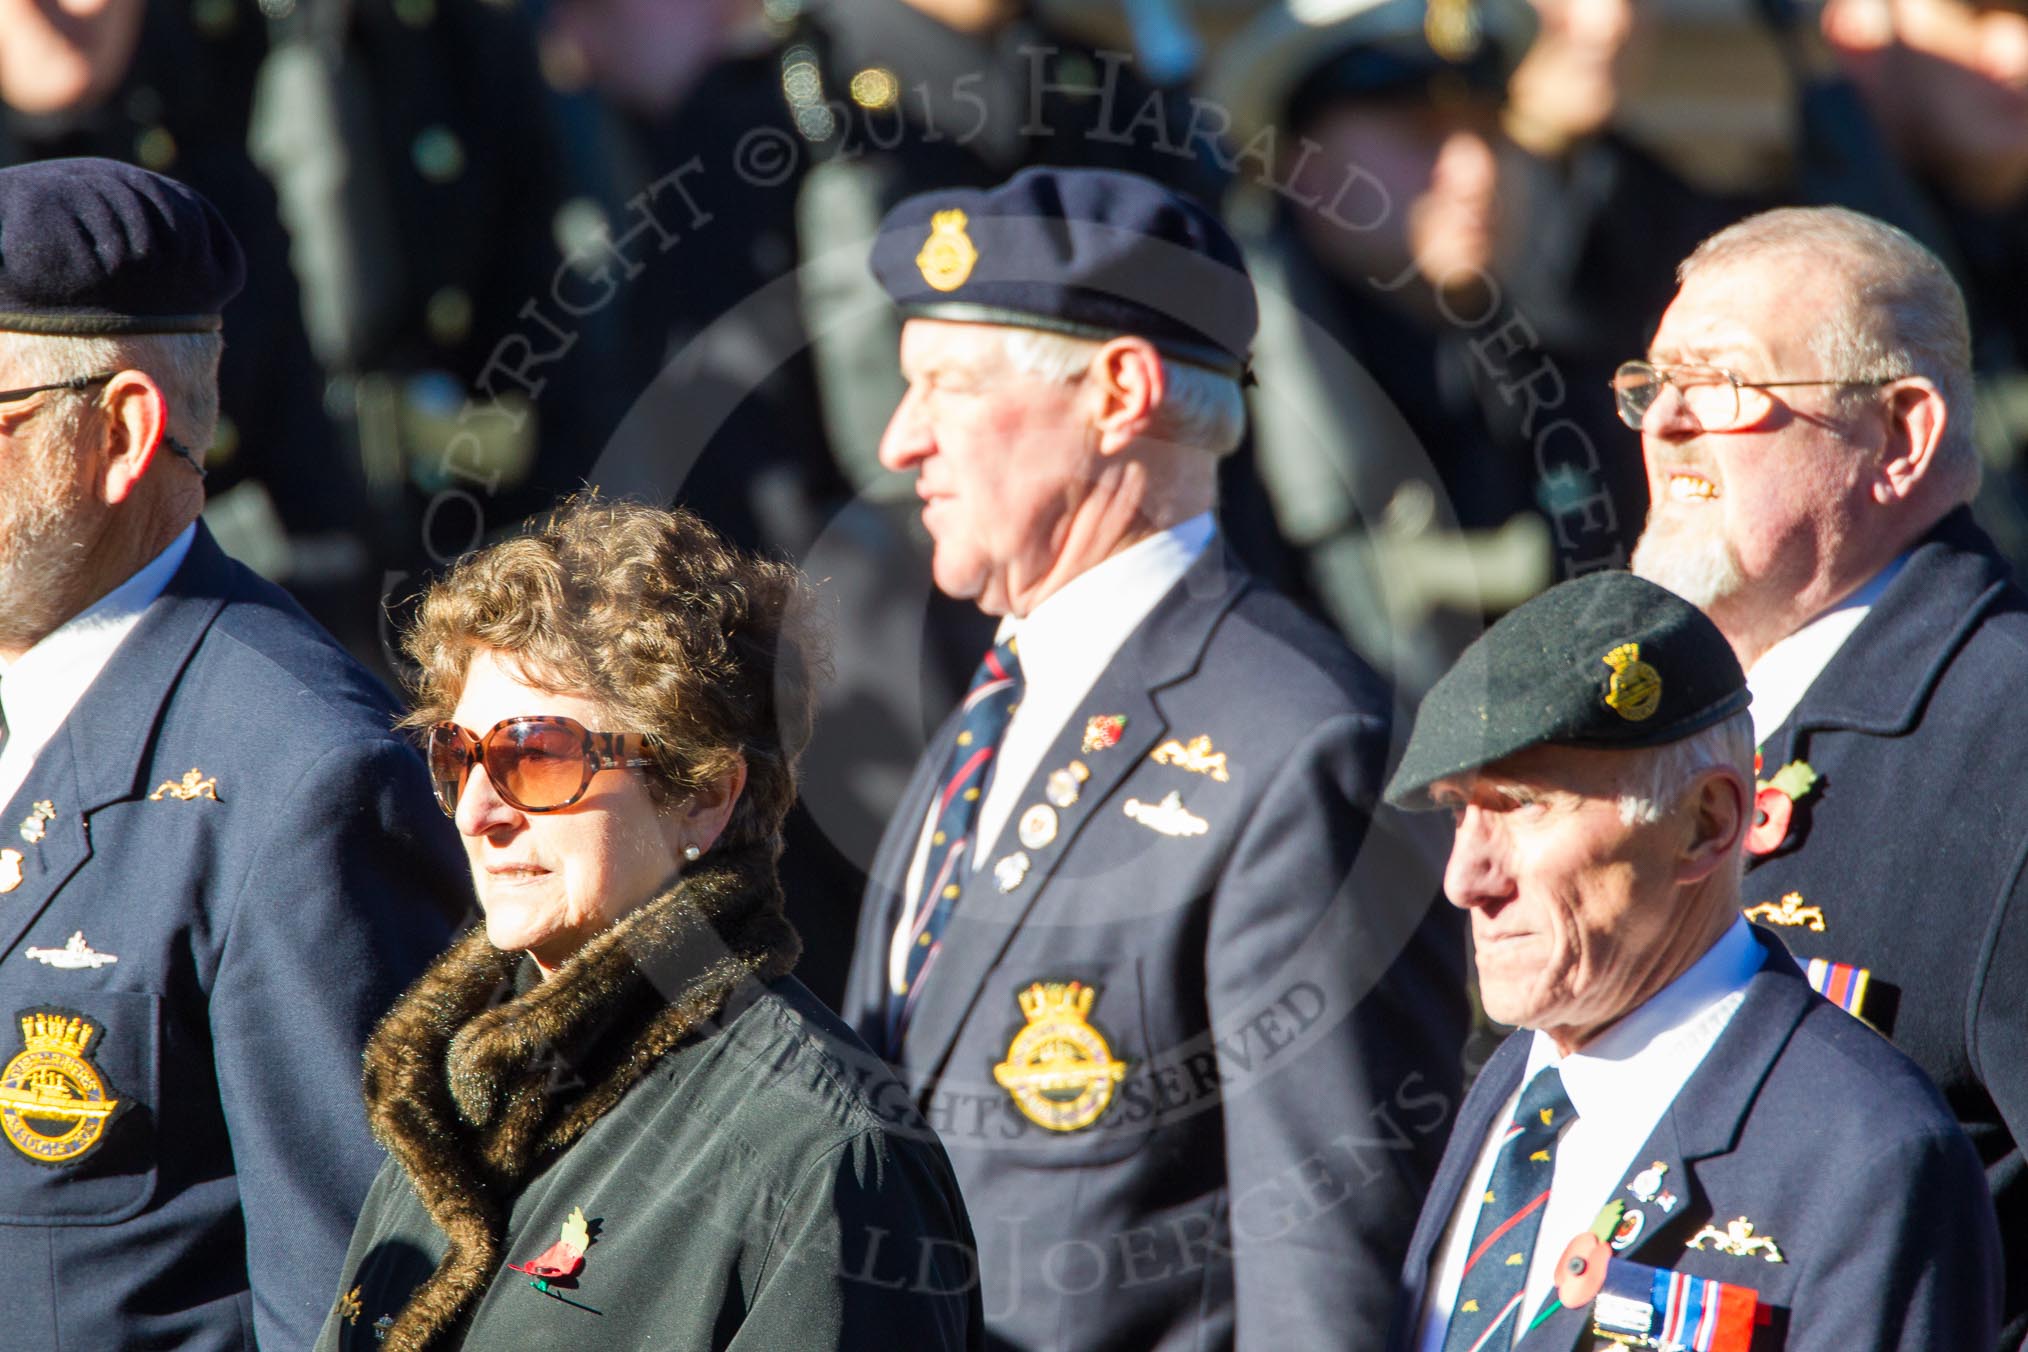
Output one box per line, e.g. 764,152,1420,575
315,498,982,1352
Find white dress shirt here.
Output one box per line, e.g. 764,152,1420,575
888,513,1215,994
0,524,196,808
1747,557,1905,744
1416,918,1765,1351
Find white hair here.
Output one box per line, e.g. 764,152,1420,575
1613,707,1755,891
998,327,1247,455
0,330,224,462
1682,207,1977,504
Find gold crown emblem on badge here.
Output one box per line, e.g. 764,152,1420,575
20,1013,94,1058
1018,980,1096,1022
1601,642,1663,722
916,209,979,293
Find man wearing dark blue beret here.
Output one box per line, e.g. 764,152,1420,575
840,165,1469,1349
0,158,463,1350
1383,570,2001,1352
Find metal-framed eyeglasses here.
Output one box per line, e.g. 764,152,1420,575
0,371,207,478
425,715,659,816
1611,361,1902,433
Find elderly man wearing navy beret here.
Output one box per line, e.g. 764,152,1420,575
839,165,1468,1349
1384,570,2001,1352
0,159,463,1349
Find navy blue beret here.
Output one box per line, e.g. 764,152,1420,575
871,167,1257,378
1386,571,1751,809
0,158,245,335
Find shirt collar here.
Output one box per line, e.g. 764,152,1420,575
996,512,1215,690
1525,916,1764,1125
1747,555,1906,743
0,523,196,749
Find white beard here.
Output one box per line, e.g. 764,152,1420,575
0,435,97,652
1630,513,1745,610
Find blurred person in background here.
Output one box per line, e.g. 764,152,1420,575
0,0,630,664
1208,0,1570,696
1819,0,2028,572
0,0,349,604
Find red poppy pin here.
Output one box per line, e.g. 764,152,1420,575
1746,753,1818,856
509,1206,590,1282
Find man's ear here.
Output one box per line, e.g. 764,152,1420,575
1875,377,1948,504
1678,766,1748,884
1091,335,1165,456
96,369,169,504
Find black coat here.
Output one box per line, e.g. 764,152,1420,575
1744,507,2028,1345
318,858,983,1352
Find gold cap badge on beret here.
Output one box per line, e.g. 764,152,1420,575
1602,642,1662,722
916,209,978,292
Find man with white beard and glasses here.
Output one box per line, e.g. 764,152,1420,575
0,158,462,1350
1617,204,2028,1347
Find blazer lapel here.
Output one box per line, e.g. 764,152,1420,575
1389,1033,1532,1352
0,750,93,962
0,527,231,961
1777,507,2006,742
897,546,1253,1099
1513,935,1816,1352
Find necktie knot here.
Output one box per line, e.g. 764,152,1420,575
970,635,1022,699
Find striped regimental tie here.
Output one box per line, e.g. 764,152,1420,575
886,636,1022,1050
1442,1067,1579,1352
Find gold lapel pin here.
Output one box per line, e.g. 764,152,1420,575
149,769,219,802
1150,735,1230,782
1686,1216,1784,1263
18,801,54,844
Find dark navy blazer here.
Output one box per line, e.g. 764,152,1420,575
0,526,465,1351
1391,932,2003,1352
1744,507,2028,1347
842,544,1468,1350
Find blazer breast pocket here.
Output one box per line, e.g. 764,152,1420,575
0,989,162,1223
971,960,1158,1169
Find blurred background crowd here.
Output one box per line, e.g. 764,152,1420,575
18,0,2026,1000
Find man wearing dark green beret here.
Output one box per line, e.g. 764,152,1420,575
0,158,464,1350
1384,570,2000,1352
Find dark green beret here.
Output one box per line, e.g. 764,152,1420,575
1385,571,1751,809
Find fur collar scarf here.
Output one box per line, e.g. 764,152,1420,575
360,845,801,1351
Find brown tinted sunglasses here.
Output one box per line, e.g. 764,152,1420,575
426,716,657,816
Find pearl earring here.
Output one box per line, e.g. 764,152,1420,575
683,844,702,862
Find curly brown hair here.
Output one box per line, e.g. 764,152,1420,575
401,496,825,854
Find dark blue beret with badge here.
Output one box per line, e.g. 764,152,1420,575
870,166,1257,378
1386,571,1751,808
0,158,245,335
